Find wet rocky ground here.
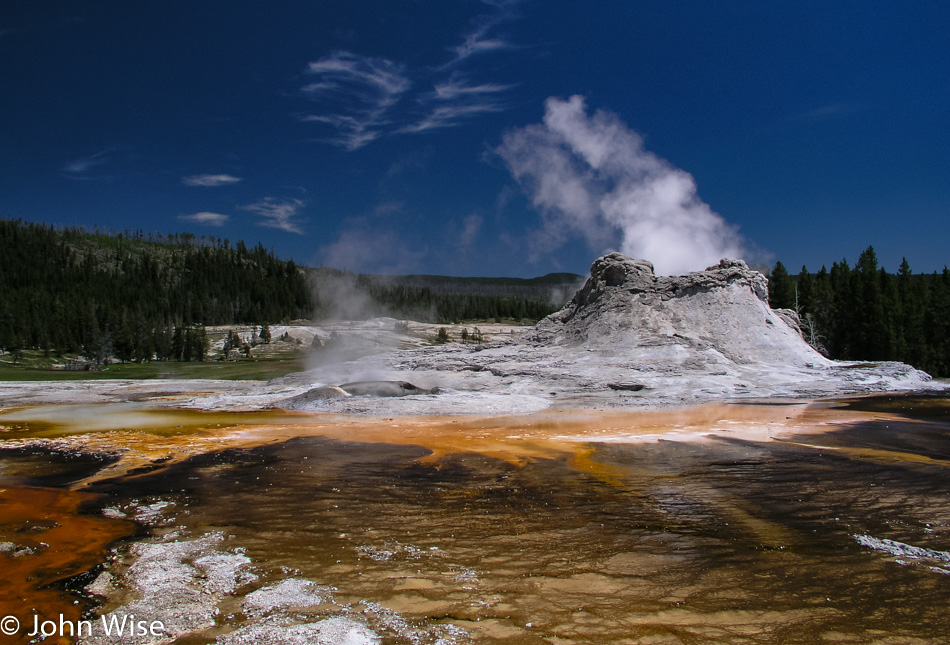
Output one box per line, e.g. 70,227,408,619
1,395,949,643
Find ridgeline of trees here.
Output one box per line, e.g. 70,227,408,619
768,246,950,377
0,219,312,362
0,218,577,365
3,220,946,377
310,268,579,324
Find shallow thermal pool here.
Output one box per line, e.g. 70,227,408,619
0,395,949,643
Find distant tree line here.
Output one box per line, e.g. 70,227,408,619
310,269,574,324
9,220,944,377
768,246,950,377
365,271,584,299
0,219,312,362
358,278,561,323
0,219,574,365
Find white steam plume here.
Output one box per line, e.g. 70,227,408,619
497,95,745,275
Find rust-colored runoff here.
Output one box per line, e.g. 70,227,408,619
0,486,135,645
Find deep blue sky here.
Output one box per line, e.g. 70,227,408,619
2,1,948,276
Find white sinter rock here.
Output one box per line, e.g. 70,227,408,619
268,252,940,414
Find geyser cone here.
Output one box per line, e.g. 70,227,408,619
533,253,828,368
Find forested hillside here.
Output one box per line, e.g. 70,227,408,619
8,219,942,377
0,219,575,364
0,219,312,361
768,246,950,377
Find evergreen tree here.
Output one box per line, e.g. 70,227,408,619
153,325,173,361
853,246,888,360
197,326,209,361
768,262,796,309
171,325,185,360
897,258,927,369
828,259,854,358
223,330,242,360
182,327,195,362
0,217,314,363
796,265,813,313
9,334,23,364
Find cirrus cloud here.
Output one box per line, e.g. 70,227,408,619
182,174,243,187
298,2,522,149
241,197,306,234
299,51,411,150
178,211,230,226
62,149,117,180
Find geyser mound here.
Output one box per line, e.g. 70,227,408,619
531,252,828,369
270,252,937,415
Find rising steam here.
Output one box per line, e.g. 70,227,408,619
497,95,745,275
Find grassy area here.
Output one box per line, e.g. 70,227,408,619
0,349,305,382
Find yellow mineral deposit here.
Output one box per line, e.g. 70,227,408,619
0,398,940,644
0,400,913,489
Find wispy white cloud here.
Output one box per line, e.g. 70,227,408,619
440,9,518,69
432,77,515,101
400,102,505,134
241,197,306,234
400,74,514,133
299,113,383,149
300,51,410,150
182,173,243,187
299,4,522,149
178,211,230,226
62,149,114,179
299,80,339,94
305,51,409,96
445,29,510,67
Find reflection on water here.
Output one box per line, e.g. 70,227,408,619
1,396,949,643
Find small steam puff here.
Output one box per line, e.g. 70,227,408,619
498,95,745,275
